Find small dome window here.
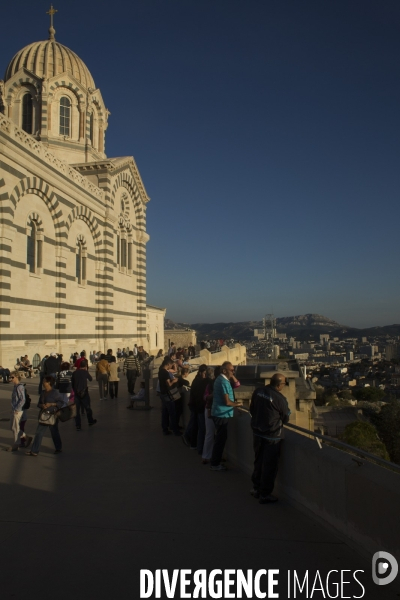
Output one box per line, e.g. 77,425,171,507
22,93,33,134
59,96,71,136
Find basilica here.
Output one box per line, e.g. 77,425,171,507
0,15,163,367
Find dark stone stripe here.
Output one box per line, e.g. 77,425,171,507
0,160,25,180
0,321,10,327
0,333,141,340
0,308,10,315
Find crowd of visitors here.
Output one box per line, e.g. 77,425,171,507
157,357,291,503
5,344,290,504
5,347,149,456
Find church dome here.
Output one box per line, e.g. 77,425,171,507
4,37,95,90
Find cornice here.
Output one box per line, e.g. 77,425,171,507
0,113,104,202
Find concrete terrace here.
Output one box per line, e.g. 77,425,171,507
0,372,395,600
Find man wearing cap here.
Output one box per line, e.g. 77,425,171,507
249,373,291,504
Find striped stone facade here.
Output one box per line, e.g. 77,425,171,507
0,112,150,366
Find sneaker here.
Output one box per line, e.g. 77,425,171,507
76,427,81,431
54,449,62,454
210,464,227,471
250,488,260,499
89,420,97,427
259,494,278,504
190,446,197,451
181,435,190,447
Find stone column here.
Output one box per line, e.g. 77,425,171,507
79,108,85,142
98,127,104,153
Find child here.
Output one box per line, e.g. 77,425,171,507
127,381,145,409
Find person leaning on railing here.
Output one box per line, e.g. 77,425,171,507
209,361,243,471
249,373,291,504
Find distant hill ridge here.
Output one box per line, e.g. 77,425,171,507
164,314,400,341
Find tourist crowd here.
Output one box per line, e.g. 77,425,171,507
157,352,291,504
6,347,148,457
5,342,291,504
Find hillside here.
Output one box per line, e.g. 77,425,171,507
164,314,400,341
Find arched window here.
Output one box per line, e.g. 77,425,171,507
76,238,87,285
26,220,42,274
22,93,33,134
32,353,41,369
59,96,71,136
116,225,130,271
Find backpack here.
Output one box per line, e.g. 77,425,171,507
22,384,31,410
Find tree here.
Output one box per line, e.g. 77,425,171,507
374,398,400,465
352,387,385,403
338,390,354,401
341,422,390,461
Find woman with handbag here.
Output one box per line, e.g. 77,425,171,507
26,375,64,456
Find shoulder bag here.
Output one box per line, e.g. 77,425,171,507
38,406,58,426
168,386,181,401
57,403,77,422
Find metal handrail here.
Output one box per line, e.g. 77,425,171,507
237,407,400,474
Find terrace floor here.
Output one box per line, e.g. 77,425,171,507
0,372,395,599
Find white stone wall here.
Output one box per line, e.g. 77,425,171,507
146,305,166,355
0,113,149,368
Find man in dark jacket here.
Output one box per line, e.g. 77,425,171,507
182,365,208,449
249,373,291,504
44,353,60,377
71,360,97,431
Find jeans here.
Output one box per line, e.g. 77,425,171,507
161,395,179,434
251,436,281,497
97,374,108,399
74,392,95,428
210,417,230,466
185,406,197,447
109,381,119,398
202,411,216,460
31,421,62,454
126,369,138,394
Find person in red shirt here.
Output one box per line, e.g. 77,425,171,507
74,351,86,370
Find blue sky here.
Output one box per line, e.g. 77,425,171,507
1,1,400,328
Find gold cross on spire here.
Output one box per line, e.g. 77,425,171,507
46,4,58,28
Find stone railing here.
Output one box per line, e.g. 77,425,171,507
0,113,104,201
223,409,400,560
